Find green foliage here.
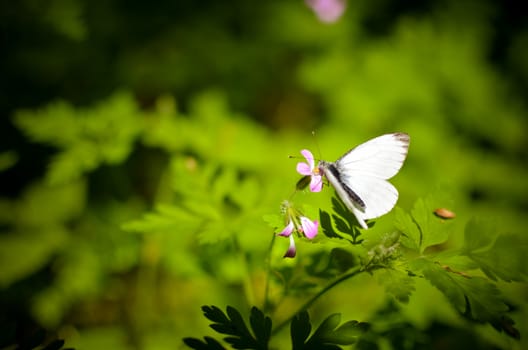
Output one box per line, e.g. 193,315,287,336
291,311,369,350
0,180,84,287
183,306,368,350
2,1,528,349
394,196,452,253
461,219,528,282
390,197,522,337
184,306,271,350
374,268,415,304
319,197,365,243
14,92,142,184
315,194,523,339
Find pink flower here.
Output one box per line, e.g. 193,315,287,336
278,220,294,237
296,149,323,192
284,235,297,258
306,0,346,23
278,213,319,258
300,216,318,239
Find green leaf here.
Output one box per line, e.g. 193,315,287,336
375,268,415,303
201,305,270,350
121,204,201,234
14,92,141,185
291,311,369,350
395,197,451,253
249,307,272,346
183,336,226,350
415,259,509,324
319,209,340,239
14,101,80,147
0,227,69,288
394,207,420,251
318,197,363,243
291,311,311,350
462,219,528,282
263,214,283,231
463,218,497,253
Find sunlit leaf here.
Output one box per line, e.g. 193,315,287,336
395,197,452,253
414,259,510,326
462,219,528,282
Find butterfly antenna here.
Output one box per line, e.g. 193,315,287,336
312,130,323,160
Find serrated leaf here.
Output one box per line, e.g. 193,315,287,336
395,197,452,253
201,305,269,350
412,197,451,251
319,209,340,239
320,197,363,243
249,307,272,345
183,336,226,350
462,218,497,253
461,219,527,282
226,306,253,340
331,196,361,232
291,311,311,350
394,207,420,251
121,204,200,234
416,259,509,323
311,313,341,341
292,311,368,350
375,268,415,303
332,215,352,236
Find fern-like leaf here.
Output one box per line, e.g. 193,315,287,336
200,305,271,350
291,311,369,350
462,218,528,282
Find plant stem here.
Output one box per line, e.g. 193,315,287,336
271,266,363,335
263,231,276,313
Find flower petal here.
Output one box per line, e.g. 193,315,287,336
306,0,346,23
300,216,319,239
278,220,294,237
296,162,312,176
309,174,323,192
283,235,297,258
300,149,315,169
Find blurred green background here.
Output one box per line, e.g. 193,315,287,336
1,0,527,349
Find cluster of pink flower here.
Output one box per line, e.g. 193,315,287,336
278,150,321,258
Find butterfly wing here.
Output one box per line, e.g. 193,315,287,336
336,133,409,220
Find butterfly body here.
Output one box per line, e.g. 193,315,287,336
317,133,410,229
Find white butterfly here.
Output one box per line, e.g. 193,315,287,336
307,133,410,229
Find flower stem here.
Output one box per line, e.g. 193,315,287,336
271,266,363,335
263,230,276,313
